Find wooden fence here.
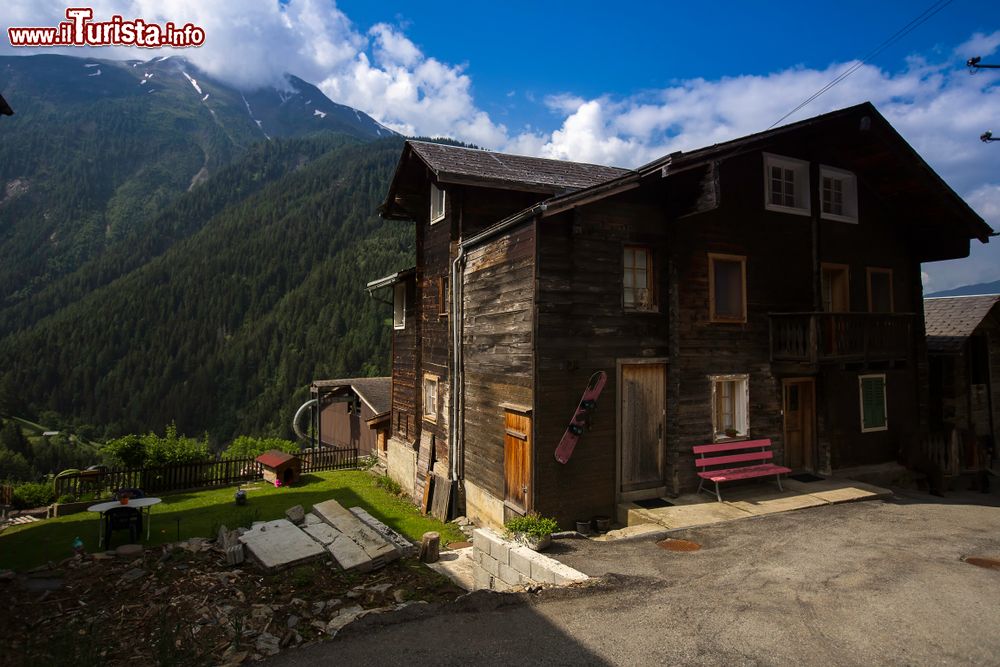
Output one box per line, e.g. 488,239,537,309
53,445,357,498
0,484,12,506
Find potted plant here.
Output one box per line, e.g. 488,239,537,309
504,513,559,552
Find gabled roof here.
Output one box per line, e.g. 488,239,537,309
310,377,391,417
381,140,629,219
408,140,628,192
463,102,993,251
256,450,297,468
924,295,1000,353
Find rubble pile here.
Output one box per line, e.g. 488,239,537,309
0,532,462,665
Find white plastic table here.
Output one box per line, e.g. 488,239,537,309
88,497,162,547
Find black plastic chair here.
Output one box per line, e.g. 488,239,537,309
104,506,142,547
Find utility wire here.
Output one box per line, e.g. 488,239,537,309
768,0,955,129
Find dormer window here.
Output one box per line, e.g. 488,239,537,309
430,183,446,223
820,166,858,223
763,153,809,216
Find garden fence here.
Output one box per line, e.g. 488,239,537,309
53,444,357,499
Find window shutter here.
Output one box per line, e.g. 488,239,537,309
861,376,886,429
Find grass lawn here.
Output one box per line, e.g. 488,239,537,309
0,470,465,571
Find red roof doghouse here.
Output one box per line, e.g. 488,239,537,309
256,450,302,486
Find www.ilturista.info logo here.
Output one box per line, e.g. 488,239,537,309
7,7,205,48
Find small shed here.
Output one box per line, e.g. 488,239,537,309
257,450,302,486
924,294,1000,472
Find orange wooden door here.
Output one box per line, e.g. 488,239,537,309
504,410,532,512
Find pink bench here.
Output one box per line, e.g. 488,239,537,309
694,439,791,502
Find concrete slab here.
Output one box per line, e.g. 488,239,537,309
238,519,325,572
313,499,397,563
426,546,475,591
302,522,342,546
349,507,415,556
806,481,892,504
642,502,752,529
328,534,373,572
724,489,830,516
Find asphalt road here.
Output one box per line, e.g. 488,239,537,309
269,488,1000,666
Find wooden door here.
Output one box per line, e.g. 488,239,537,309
783,379,815,470
503,410,531,512
620,363,667,494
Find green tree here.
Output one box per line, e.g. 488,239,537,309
0,449,31,481
0,421,30,458
222,435,299,460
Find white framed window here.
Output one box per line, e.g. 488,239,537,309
422,374,439,422
763,153,810,216
430,183,446,224
623,245,656,312
859,374,888,432
820,165,858,223
393,282,406,330
710,374,749,441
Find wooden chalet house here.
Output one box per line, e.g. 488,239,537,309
370,102,993,528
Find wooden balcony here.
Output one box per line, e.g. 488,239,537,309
770,312,915,365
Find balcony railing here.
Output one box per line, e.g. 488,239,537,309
770,312,914,364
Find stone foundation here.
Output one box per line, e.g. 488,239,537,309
471,528,588,592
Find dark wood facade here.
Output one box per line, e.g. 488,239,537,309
375,104,993,528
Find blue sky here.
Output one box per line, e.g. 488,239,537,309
3,1,999,290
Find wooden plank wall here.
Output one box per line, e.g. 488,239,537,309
462,223,536,505
534,194,670,526
391,277,417,446
319,391,379,456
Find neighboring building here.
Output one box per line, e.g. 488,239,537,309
310,377,391,458
924,295,1000,473
370,102,994,529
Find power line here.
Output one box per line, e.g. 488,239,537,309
768,0,955,129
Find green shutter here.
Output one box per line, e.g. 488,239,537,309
861,376,886,430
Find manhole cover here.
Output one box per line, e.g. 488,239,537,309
964,556,1000,570
657,538,701,552
447,541,473,549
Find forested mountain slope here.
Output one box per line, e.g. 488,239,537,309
0,137,411,441
0,54,391,312
0,54,411,444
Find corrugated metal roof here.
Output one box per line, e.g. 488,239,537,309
310,377,391,417
256,449,296,468
409,141,629,192
924,295,1000,353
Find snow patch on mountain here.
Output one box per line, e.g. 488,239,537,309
181,71,203,95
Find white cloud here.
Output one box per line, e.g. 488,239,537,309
3,4,997,289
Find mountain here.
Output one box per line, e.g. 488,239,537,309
0,54,409,444
0,53,392,309
926,279,1000,298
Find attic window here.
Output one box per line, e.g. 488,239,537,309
820,166,858,223
430,184,446,223
763,153,810,216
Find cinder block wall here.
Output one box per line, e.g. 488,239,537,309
471,528,588,591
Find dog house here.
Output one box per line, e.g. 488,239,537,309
257,450,301,486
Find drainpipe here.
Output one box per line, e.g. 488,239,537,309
449,245,466,482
